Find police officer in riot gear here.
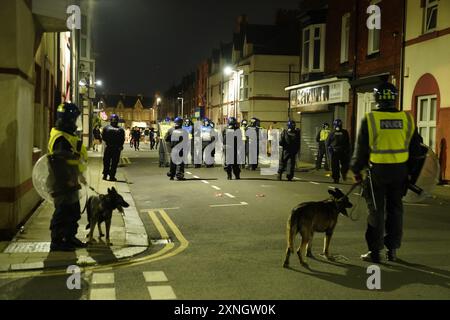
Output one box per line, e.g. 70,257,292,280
201,118,215,167
223,117,241,180
240,119,248,169
165,117,186,180
182,118,195,166
47,102,88,251
102,114,125,181
316,122,330,170
351,82,422,263
247,117,260,170
278,120,301,181
326,119,351,184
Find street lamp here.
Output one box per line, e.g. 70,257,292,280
177,97,184,118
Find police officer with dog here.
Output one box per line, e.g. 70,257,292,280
351,82,422,263
223,117,241,180
165,117,186,181
102,114,125,181
47,102,88,251
278,120,301,181
326,119,351,184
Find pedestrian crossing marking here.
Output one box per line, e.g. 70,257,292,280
90,288,116,300
212,185,221,190
224,193,235,198
143,271,168,282
92,272,115,285
147,285,176,300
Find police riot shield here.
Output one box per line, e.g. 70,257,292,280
404,144,440,203
32,154,89,204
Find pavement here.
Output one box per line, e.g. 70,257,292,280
1,144,449,275
0,150,149,273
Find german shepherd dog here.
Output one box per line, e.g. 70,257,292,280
86,187,129,245
283,188,353,267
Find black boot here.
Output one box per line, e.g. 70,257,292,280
361,251,380,263
227,172,232,180
386,249,397,262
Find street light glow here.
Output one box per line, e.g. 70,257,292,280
156,97,162,104
95,80,103,86
224,66,233,76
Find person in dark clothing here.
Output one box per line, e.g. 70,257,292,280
92,125,102,152
102,114,125,181
223,117,242,180
351,82,423,263
182,118,194,166
47,102,88,251
165,117,186,180
326,119,351,184
278,120,301,181
132,127,141,151
149,128,156,150
315,122,330,170
247,117,260,170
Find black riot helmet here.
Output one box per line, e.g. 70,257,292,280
249,117,260,128
374,82,398,109
287,120,296,130
110,114,120,127
322,122,330,129
241,119,248,128
55,102,80,133
174,117,183,128
227,117,237,129
183,118,193,127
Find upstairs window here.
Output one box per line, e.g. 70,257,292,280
239,74,249,101
340,13,350,63
424,0,438,33
302,24,325,73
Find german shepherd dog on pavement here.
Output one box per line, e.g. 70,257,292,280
86,187,129,245
283,188,353,267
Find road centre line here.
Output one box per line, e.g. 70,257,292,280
224,193,235,198
209,202,248,208
211,185,221,190
193,175,200,179
309,181,320,185
186,172,192,175
201,180,209,184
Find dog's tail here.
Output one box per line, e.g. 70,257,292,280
286,213,296,254
85,196,92,230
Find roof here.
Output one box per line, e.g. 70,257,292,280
245,24,300,56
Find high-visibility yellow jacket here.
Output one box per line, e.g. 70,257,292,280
48,128,87,173
366,111,415,164
319,129,330,142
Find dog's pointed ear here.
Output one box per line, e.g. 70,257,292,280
107,187,111,193
328,188,337,196
111,187,117,193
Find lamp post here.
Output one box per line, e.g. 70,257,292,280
155,97,161,123
79,77,102,147
177,97,184,118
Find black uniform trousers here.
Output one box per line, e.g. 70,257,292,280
103,146,121,179
316,142,329,170
169,150,185,179
50,200,81,242
278,151,297,179
330,150,349,182
364,164,408,252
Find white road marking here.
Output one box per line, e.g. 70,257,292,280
193,175,200,179
92,273,115,285
309,181,320,185
209,202,248,208
211,186,221,190
143,271,168,282
201,180,209,184
90,288,116,300
293,177,301,180
224,193,235,198
186,172,192,175
148,285,177,300
404,203,430,207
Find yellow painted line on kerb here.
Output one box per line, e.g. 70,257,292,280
148,210,169,239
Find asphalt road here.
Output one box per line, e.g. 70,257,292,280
1,145,449,300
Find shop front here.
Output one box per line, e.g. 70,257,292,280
286,77,350,163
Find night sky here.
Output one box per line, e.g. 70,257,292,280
92,0,300,96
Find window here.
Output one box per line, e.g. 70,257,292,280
424,0,438,33
302,24,325,73
417,95,437,152
367,0,381,55
239,74,248,101
340,13,350,63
